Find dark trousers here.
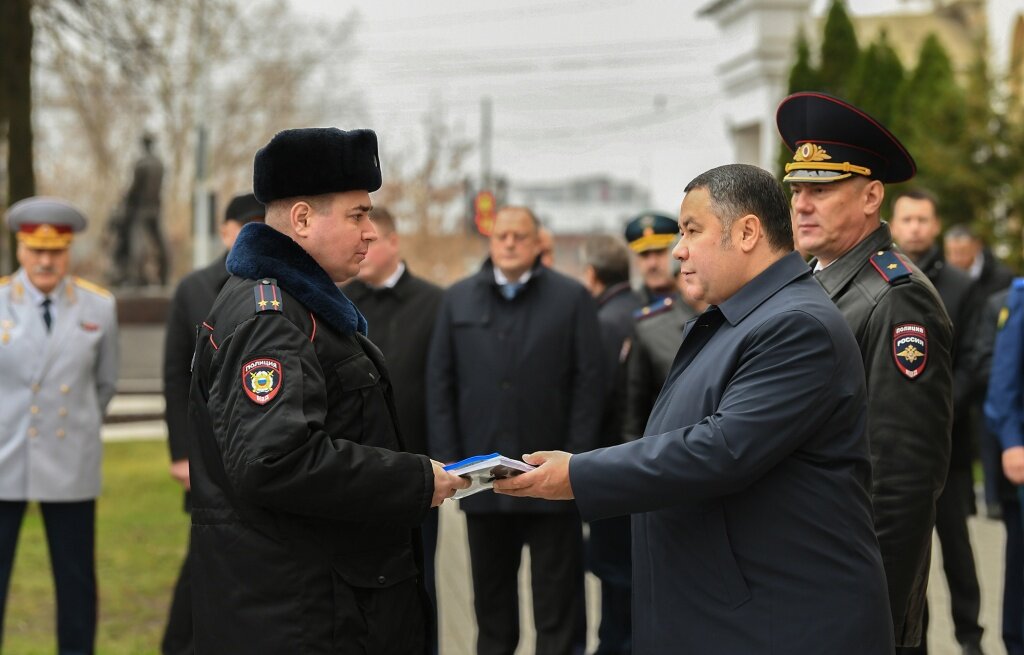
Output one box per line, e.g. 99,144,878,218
1003,495,1024,655
899,468,983,654
587,516,631,655
161,534,193,655
936,467,984,646
422,507,439,655
465,512,584,655
0,500,96,655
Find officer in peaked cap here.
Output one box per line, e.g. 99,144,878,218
624,211,679,306
0,197,119,654
187,128,467,654
778,91,953,650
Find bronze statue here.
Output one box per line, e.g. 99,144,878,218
109,134,169,287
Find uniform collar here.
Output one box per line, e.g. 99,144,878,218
227,222,368,335
16,269,69,306
717,251,811,326
812,222,893,299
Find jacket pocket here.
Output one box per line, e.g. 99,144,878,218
701,505,751,609
331,354,398,449
331,548,425,653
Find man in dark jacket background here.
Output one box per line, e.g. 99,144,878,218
160,191,264,655
580,235,642,655
891,189,984,655
427,205,604,655
188,128,467,654
343,205,444,654
946,223,1016,520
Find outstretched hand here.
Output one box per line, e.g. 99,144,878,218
492,451,574,500
431,460,471,507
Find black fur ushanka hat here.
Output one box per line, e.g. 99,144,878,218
253,127,382,203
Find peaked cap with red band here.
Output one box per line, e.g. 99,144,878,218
776,92,916,185
6,197,87,250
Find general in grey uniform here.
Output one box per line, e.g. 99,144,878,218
0,197,119,655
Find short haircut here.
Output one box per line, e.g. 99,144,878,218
265,195,334,224
370,206,397,235
944,223,977,241
894,188,939,214
496,205,540,232
582,235,631,287
683,164,793,251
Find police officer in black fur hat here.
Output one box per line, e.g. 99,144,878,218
187,128,468,654
778,92,954,651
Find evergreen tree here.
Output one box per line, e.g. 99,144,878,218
893,34,971,223
777,29,822,178
818,0,860,99
788,28,821,92
848,30,904,128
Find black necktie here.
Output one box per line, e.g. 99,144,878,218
41,298,53,332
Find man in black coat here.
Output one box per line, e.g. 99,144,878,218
188,128,467,654
160,191,264,655
946,223,1016,519
891,189,984,655
343,206,443,654
580,235,642,655
427,206,604,655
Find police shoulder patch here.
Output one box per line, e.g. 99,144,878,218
892,322,928,380
869,250,913,285
253,278,283,314
241,357,283,405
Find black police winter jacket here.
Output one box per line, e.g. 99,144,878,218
188,223,433,654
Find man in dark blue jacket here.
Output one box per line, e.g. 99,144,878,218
427,206,604,655
496,164,893,655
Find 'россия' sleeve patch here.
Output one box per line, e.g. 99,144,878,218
242,357,283,404
892,323,928,380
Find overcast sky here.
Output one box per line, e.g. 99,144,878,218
290,0,1023,212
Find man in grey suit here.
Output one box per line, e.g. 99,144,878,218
497,164,893,654
0,197,119,655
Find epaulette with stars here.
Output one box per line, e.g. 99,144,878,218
869,250,913,285
253,278,283,313
633,297,674,321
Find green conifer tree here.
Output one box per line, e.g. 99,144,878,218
777,29,822,178
818,0,860,98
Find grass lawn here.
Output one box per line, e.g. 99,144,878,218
4,439,187,654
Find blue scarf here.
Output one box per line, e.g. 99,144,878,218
226,222,368,335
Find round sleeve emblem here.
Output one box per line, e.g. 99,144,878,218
241,358,283,404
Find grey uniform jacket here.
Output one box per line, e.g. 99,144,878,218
813,222,953,647
625,299,697,440
0,270,119,501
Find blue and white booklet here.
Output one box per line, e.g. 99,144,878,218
444,453,535,499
